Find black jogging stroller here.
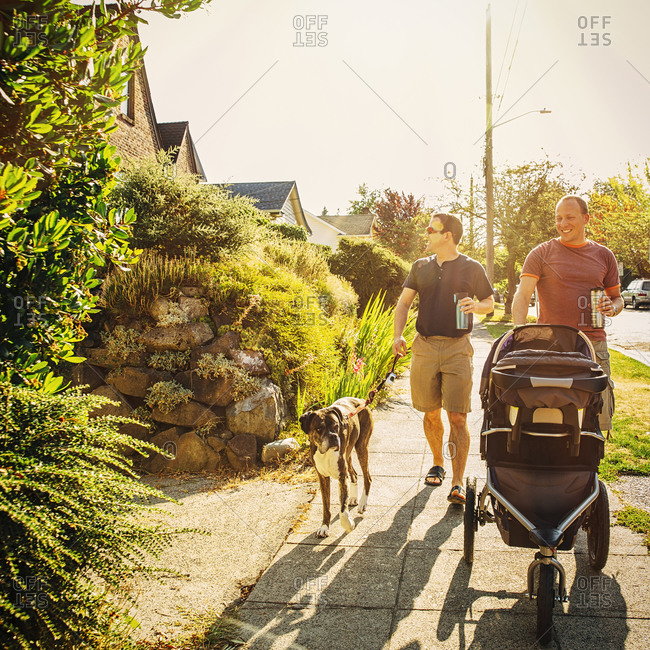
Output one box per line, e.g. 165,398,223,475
463,324,611,644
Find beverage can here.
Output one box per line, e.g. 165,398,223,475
455,292,470,330
590,287,605,328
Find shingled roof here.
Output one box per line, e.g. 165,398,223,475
226,182,296,211
318,213,374,236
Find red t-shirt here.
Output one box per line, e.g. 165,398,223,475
521,239,620,341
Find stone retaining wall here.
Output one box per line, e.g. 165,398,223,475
73,286,286,473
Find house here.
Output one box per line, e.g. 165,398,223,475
307,210,375,251
220,181,311,233
109,33,205,180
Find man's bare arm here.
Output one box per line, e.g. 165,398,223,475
512,276,538,326
392,288,417,356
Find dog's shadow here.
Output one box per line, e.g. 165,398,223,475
237,489,462,649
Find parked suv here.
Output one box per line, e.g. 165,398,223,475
622,278,650,309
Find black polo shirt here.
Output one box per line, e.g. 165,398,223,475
403,254,493,337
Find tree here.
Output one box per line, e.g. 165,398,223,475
589,163,650,278
109,152,260,259
0,0,207,389
348,183,382,215
372,188,428,261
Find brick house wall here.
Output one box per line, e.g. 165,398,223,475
109,65,162,160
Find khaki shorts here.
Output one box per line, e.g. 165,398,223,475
410,333,474,414
591,340,614,431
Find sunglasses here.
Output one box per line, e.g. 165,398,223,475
426,224,447,235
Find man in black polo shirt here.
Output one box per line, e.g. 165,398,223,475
392,213,493,505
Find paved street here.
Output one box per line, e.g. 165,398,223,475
605,306,650,366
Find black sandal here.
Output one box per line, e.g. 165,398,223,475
424,465,446,486
447,484,466,505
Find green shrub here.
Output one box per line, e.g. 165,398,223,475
109,152,260,261
0,382,181,649
209,257,346,414
267,222,309,241
100,251,212,317
256,238,357,317
328,237,410,314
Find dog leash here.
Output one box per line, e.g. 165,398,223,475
346,354,400,418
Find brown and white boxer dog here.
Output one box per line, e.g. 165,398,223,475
299,397,373,538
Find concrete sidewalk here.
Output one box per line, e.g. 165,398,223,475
236,322,650,649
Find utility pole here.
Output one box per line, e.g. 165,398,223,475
469,175,475,255
485,4,494,283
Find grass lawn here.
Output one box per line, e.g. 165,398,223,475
600,350,650,481
479,303,535,339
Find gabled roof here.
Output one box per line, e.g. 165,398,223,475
319,214,374,236
226,181,296,211
157,121,206,180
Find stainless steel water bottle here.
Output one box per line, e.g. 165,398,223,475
590,287,605,328
455,292,470,330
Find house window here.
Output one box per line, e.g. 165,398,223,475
120,76,135,121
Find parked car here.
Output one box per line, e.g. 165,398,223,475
622,278,650,309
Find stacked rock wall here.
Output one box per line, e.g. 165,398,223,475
73,286,286,473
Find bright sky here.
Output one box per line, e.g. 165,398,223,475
137,0,650,215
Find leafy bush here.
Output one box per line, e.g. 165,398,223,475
209,257,346,413
0,382,180,649
0,1,206,390
267,222,309,241
328,237,410,314
321,292,417,406
256,237,357,317
100,251,212,317
109,152,260,260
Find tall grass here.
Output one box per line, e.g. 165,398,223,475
100,251,212,316
320,291,416,406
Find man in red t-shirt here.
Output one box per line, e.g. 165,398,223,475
512,195,623,433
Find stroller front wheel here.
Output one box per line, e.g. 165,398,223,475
587,479,610,570
536,563,555,645
463,476,477,564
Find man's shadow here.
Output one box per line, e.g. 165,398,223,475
235,487,462,650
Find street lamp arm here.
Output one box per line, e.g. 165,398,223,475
492,109,551,130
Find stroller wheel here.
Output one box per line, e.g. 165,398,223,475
463,476,477,564
536,563,555,645
587,480,610,570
